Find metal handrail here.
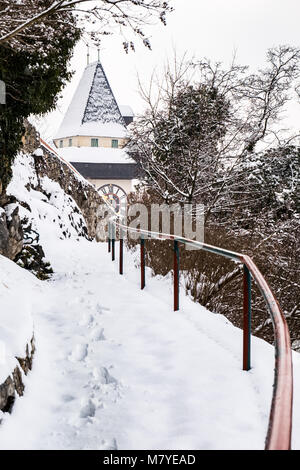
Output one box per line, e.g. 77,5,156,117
108,218,293,450
42,143,292,449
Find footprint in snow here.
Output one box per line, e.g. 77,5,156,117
62,394,75,403
69,343,88,362
79,398,96,418
95,303,104,314
95,304,110,314
93,366,116,385
79,313,94,327
98,438,118,450
68,296,81,306
90,327,105,341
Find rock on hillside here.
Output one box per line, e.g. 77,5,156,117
0,124,104,412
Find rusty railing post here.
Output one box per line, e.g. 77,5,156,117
174,240,180,311
119,229,123,275
141,236,145,289
111,223,115,261
109,221,293,448
243,264,251,371
108,222,111,253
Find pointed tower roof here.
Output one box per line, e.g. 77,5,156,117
55,62,128,140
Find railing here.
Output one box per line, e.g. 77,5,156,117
44,138,292,450
107,219,293,450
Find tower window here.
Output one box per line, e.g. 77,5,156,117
91,138,99,147
112,139,119,148
69,138,72,147
59,140,63,148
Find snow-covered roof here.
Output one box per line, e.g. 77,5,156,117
55,62,128,140
119,105,134,117
58,147,136,164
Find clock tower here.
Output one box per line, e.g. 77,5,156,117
53,59,137,205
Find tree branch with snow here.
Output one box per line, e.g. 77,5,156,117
0,0,173,52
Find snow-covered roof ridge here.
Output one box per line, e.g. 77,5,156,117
55,61,128,140
119,105,134,117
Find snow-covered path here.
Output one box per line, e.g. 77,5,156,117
0,240,298,450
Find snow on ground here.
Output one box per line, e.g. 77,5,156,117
0,238,299,450
0,256,36,384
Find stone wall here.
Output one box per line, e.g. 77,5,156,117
0,120,106,261
21,120,104,240
0,192,23,261
35,143,104,239
0,337,35,414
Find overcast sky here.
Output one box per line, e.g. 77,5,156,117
38,0,300,140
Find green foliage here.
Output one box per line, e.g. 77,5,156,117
15,244,54,280
166,84,229,150
0,2,80,190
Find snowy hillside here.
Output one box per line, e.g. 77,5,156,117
0,147,97,418
6,151,89,246
0,148,299,450
0,145,104,280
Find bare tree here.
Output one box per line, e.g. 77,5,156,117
127,48,300,348
128,47,300,220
